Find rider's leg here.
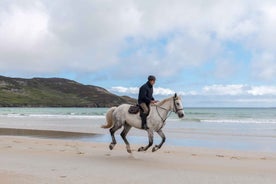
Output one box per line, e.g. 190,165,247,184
139,103,149,130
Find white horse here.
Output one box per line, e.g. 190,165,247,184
101,93,185,153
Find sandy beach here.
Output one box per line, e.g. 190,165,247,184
1,135,276,184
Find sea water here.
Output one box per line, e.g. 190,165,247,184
0,107,275,152
1,107,275,123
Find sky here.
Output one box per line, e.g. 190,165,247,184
0,0,276,107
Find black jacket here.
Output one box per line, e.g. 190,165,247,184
138,81,154,105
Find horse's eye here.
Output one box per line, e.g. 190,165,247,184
177,103,180,106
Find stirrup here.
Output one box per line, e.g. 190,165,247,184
142,124,149,130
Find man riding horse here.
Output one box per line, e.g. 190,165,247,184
138,75,158,129
101,74,185,153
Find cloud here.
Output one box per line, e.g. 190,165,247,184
112,84,276,96
251,52,276,81
0,0,276,83
154,87,175,96
202,84,247,96
0,1,57,73
111,84,276,107
110,86,139,94
213,59,239,79
203,84,276,96
111,86,176,96
0,0,140,75
248,86,276,96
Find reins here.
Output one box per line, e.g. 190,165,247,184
155,105,172,123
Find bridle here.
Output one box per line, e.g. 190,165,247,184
173,97,184,113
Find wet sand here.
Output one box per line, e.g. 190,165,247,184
0,136,276,184
0,128,98,139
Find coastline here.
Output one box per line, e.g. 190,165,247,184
1,136,276,184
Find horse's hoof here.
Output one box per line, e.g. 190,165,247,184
126,145,132,153
109,144,114,150
152,146,159,152
138,147,145,152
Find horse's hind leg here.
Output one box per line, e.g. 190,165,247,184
109,123,122,150
138,129,153,152
152,129,166,152
120,123,132,153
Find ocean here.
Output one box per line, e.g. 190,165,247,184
0,107,275,152
0,107,275,123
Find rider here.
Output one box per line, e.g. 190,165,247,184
138,75,157,129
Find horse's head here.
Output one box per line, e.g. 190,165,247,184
172,93,185,118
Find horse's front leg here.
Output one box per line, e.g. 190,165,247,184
138,129,153,152
152,129,166,152
120,124,132,153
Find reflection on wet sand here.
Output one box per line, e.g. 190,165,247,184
0,128,99,139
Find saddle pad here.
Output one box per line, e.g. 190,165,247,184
128,105,140,114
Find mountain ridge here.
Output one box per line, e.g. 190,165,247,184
0,75,136,107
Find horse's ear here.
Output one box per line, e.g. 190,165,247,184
174,93,177,98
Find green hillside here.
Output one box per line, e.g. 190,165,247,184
0,76,136,107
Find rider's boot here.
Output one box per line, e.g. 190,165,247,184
140,113,149,130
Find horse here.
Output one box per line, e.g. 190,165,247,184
101,93,185,153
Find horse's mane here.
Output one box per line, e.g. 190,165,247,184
154,95,179,106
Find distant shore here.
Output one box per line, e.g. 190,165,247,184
0,75,136,107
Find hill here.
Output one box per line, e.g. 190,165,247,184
0,76,136,107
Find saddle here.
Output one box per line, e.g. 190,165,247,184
128,104,140,114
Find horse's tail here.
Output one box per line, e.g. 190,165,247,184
101,106,117,129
